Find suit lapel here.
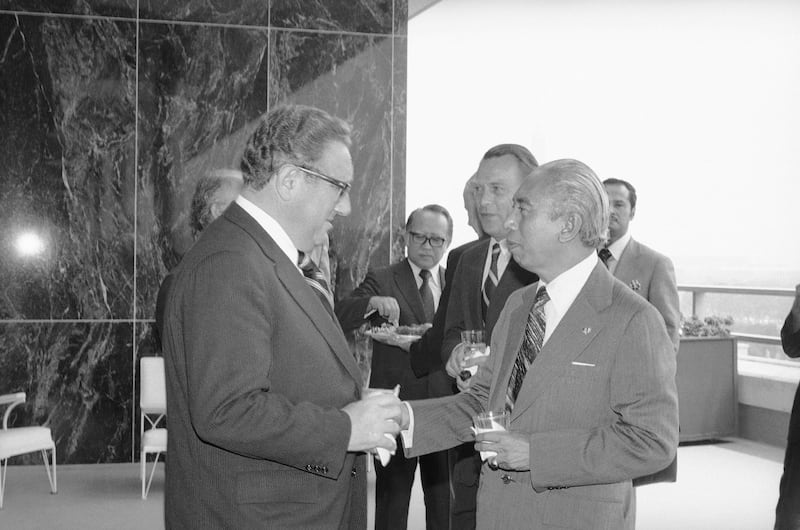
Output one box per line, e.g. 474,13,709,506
613,237,639,282
225,204,362,386
505,264,613,420
394,260,427,323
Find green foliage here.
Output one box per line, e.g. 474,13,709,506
680,314,734,338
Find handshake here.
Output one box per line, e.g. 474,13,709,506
343,386,409,454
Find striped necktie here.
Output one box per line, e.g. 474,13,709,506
598,247,613,268
481,242,501,322
298,252,335,315
505,287,549,414
419,269,435,323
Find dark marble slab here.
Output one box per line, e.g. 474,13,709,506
271,0,395,35
391,36,408,263
139,0,268,26
394,0,408,35
136,22,268,319
268,31,395,295
0,322,134,464
0,0,136,18
0,14,136,320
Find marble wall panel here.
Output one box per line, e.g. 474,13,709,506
391,36,408,262
136,22,268,319
139,0,268,26
0,14,136,320
269,30,396,296
0,322,134,464
0,1,136,18
271,0,394,35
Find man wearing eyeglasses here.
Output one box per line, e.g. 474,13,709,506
336,204,454,530
161,104,403,529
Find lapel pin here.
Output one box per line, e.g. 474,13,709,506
582,327,591,335
629,279,641,291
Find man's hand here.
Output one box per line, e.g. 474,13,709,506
343,392,402,452
367,296,400,325
445,343,468,378
474,431,530,471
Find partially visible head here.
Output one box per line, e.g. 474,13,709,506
602,178,637,244
240,105,353,252
189,169,244,238
471,144,538,240
462,172,485,239
405,204,452,270
505,159,609,280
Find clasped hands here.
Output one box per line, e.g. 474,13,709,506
473,430,531,471
445,342,490,392
343,389,407,453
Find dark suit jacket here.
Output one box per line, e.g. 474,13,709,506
335,259,445,401
613,238,680,350
407,263,679,530
161,203,366,530
442,239,538,370
776,312,800,529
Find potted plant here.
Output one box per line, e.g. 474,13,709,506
676,314,738,442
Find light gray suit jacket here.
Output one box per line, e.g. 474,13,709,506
406,262,679,530
613,237,680,350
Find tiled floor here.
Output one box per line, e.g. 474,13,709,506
0,438,785,529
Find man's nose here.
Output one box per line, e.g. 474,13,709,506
336,192,352,216
504,216,518,231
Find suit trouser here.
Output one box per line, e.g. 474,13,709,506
448,442,481,530
375,447,450,530
775,384,800,530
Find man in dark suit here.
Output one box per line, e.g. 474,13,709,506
775,283,800,530
336,204,453,530
601,177,680,486
160,105,402,529
399,159,679,529
440,144,539,529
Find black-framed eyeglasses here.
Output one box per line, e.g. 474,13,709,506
294,165,351,198
408,231,447,248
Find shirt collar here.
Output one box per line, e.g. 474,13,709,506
539,251,598,318
408,260,441,289
235,195,300,269
489,237,510,256
606,230,632,261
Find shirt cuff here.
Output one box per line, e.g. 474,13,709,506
400,402,415,449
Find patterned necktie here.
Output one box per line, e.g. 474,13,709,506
481,242,501,322
505,287,549,414
418,269,435,323
298,252,335,316
598,247,613,268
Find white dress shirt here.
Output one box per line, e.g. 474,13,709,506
604,230,632,275
235,196,301,271
481,238,511,285
408,260,443,311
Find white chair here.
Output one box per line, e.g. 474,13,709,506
140,357,167,499
0,392,57,509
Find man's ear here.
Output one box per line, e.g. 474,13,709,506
558,213,582,243
273,165,300,201
630,206,636,220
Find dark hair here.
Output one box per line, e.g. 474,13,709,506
405,204,453,241
189,171,243,237
602,178,637,209
240,105,352,190
482,144,539,175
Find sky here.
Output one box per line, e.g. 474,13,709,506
406,0,800,286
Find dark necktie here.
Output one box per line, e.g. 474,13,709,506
418,269,435,323
505,287,549,414
481,242,501,322
298,252,335,316
598,247,613,268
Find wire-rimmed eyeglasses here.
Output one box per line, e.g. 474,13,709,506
294,165,351,198
407,231,447,248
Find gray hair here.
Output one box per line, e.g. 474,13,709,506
537,159,609,249
482,144,539,175
189,170,243,237
240,105,352,190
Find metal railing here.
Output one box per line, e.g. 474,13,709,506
678,284,794,348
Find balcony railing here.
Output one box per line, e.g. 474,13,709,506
678,284,794,361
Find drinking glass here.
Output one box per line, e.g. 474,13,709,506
472,410,509,460
460,329,488,380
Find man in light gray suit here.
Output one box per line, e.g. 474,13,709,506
398,159,679,530
601,178,680,350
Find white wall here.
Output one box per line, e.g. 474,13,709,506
408,0,800,285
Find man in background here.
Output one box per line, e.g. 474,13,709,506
775,283,800,530
160,104,402,529
400,159,679,529
336,204,453,530
189,169,244,238
441,144,539,529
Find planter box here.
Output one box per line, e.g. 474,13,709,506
677,337,738,442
